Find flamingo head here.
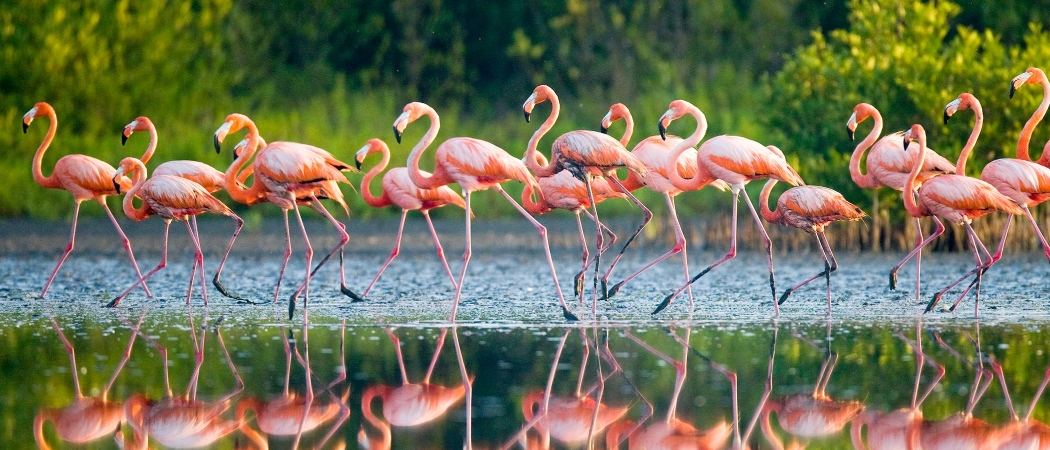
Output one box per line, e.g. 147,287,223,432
943,97,962,125
112,157,144,194
846,103,876,141
122,116,153,146
601,103,629,134
22,102,53,133
1010,67,1045,99
658,100,693,140
943,93,981,125
355,138,388,170
522,85,556,123
902,124,925,151
214,113,251,152
393,102,431,144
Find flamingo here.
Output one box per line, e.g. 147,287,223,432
899,120,1024,316
758,156,867,314
238,321,350,450
1010,67,1050,168
846,103,955,299
122,116,227,192
522,86,651,313
34,314,142,450
346,138,464,301
213,113,353,319
991,358,1050,449
104,157,243,307
357,328,470,450
599,103,732,303
393,101,577,321
655,99,804,315
23,102,151,299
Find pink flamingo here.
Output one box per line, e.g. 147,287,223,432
105,157,243,307
991,358,1050,449
347,138,464,301
1011,67,1050,168
394,101,577,321
521,159,624,301
847,103,955,299
23,102,151,299
34,314,142,450
599,103,732,303
122,116,227,192
655,99,804,315
522,86,651,312
898,123,1024,316
213,114,352,319
759,159,867,314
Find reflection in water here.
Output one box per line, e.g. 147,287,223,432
118,310,244,448
21,316,1050,448
238,321,350,449
34,313,142,450
358,327,472,450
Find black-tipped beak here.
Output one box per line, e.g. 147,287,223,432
943,110,950,125
22,122,28,134
355,159,362,170
903,138,910,151
113,178,122,194
658,121,667,140
524,110,531,123
846,127,855,141
121,133,128,146
214,134,222,153
600,125,608,134
1010,81,1017,99
393,126,403,144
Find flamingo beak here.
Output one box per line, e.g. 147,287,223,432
1010,72,1031,99
22,108,35,134
393,112,410,144
112,168,124,194
943,98,961,125
22,121,28,134
658,109,674,140
1010,80,1017,99
522,93,537,123
214,122,231,153
902,135,911,151
600,111,612,134
846,112,857,141
354,144,370,170
122,121,137,146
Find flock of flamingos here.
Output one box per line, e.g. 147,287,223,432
22,67,1050,321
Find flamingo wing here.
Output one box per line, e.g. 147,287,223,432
54,155,122,196
142,176,229,216
154,160,226,192
981,158,1050,206
700,135,803,185
438,137,533,188
780,186,866,223
255,142,350,185
921,176,1025,220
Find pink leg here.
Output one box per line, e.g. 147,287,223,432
423,210,458,291
778,232,834,312
585,174,603,309
449,190,473,321
107,220,172,307
101,198,152,297
914,217,923,302
655,187,742,315
360,210,409,299
922,220,980,313
272,209,293,303
573,211,589,302
49,316,83,397
1019,206,1050,262
605,193,691,304
288,203,313,320
887,217,944,310
291,198,351,309
740,188,779,316
212,212,245,300
576,210,617,299
41,201,81,298
186,217,208,305
890,216,926,294
942,223,996,315
495,185,576,321
599,177,653,298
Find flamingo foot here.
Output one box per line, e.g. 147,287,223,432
573,271,586,298
652,294,674,315
889,271,898,290
601,280,625,300
778,289,793,306
600,279,609,299
288,293,298,320
562,307,579,322
105,296,124,308
924,292,944,313
212,275,248,301
340,284,366,302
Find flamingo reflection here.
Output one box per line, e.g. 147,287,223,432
993,353,1050,449
358,327,473,450
237,320,350,449
116,311,244,449
34,313,143,450
761,323,864,449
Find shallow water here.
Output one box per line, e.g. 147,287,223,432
4,217,1050,448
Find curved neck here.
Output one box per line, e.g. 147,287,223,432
1019,75,1050,161
760,406,785,450
850,413,870,450
850,108,882,189
32,110,61,189
361,150,393,208
619,111,634,147
759,179,780,223
520,183,549,215
525,97,559,177
360,386,392,450
122,395,149,450
224,122,266,204
122,162,151,222
33,410,54,450
904,133,929,218
138,124,159,165
956,103,983,174
667,106,709,192
407,105,445,190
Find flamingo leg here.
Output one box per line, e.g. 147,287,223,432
359,209,409,299
494,185,576,321
272,209,293,303
655,188,742,315
585,173,603,313
887,216,943,311
739,187,779,316
288,202,314,320
422,211,457,289
891,215,930,293
599,176,653,298
290,198,351,312
573,211,589,301
941,223,995,316
449,190,473,321
49,317,83,398
386,328,411,384
820,231,839,314
576,210,616,300
914,217,923,303
101,197,153,298
187,216,208,305
212,212,244,301
452,328,473,450
1019,206,1050,262
40,200,81,298
107,220,172,307
185,221,198,303
778,231,833,312
605,194,691,305
424,328,449,384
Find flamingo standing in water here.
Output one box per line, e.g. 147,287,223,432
759,154,867,314
105,157,243,307
23,102,151,298
393,101,577,321
846,103,955,299
899,123,1024,316
348,138,464,301
121,116,227,192
655,99,804,316
213,113,353,319
599,103,732,303
521,86,650,312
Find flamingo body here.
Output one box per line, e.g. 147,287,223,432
863,132,956,190
382,384,466,427
135,175,233,220
429,137,534,191
522,393,628,444
915,175,1024,223
764,184,866,231
981,154,1050,207
128,398,239,448
251,396,343,435
153,161,226,193
37,398,123,444
695,135,803,188
381,167,465,211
